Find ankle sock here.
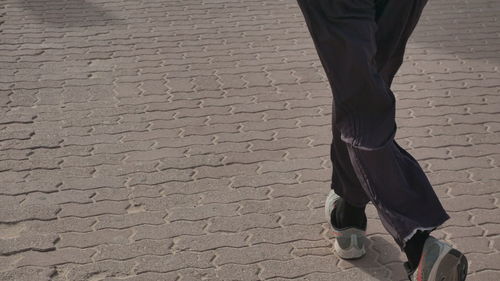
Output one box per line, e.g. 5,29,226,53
404,230,430,270
330,197,367,230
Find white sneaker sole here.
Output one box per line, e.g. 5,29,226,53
333,233,367,260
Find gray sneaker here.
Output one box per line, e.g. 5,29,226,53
324,190,366,259
406,236,468,281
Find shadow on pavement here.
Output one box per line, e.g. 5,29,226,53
20,0,123,28
337,235,405,281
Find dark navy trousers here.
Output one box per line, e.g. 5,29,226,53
296,0,449,248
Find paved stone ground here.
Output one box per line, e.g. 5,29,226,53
0,0,499,280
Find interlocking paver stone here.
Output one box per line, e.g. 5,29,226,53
0,267,55,281
1,0,499,279
62,260,137,281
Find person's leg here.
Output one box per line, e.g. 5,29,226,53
374,0,428,87
329,0,429,210
330,128,370,208
327,0,413,228
296,0,449,248
328,0,409,207
372,0,444,270
298,1,468,279
329,129,368,231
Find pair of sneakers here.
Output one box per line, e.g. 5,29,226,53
325,190,468,281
